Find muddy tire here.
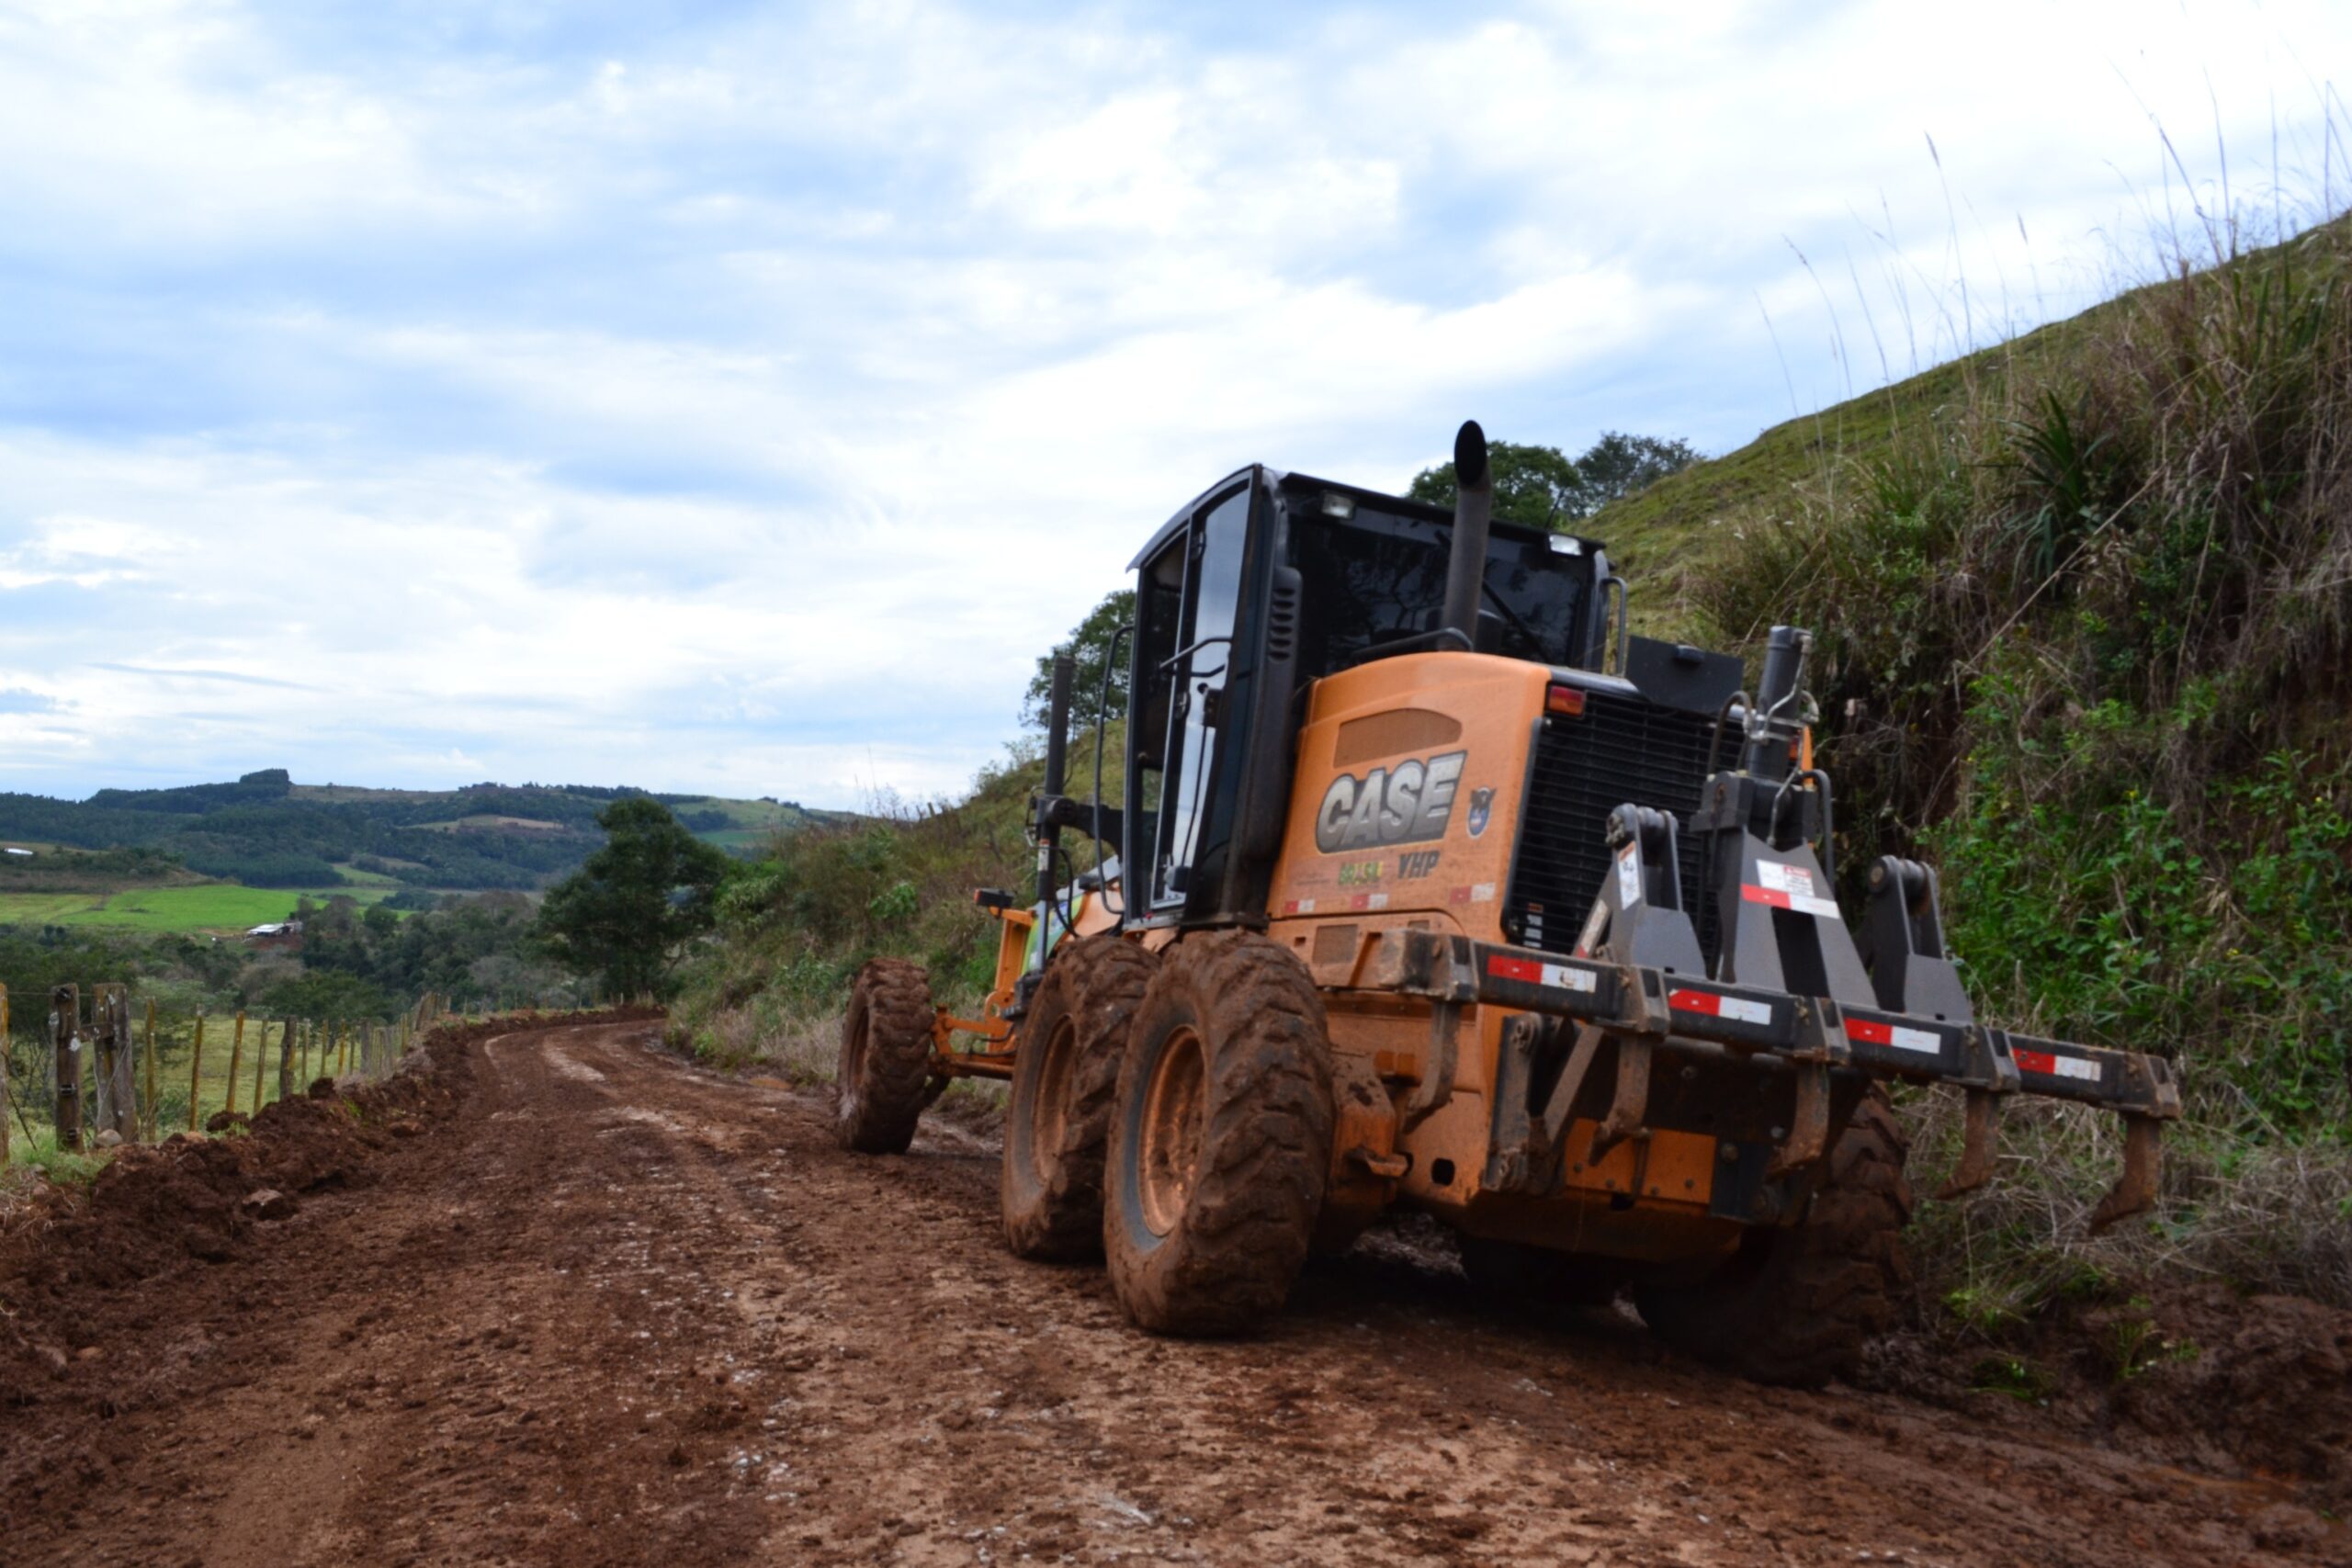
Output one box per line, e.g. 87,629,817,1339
1459,1235,1621,1311
1634,1089,1914,1386
1002,935,1159,1261
833,959,936,1155
1104,931,1335,1335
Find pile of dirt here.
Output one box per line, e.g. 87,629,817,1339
0,1007,662,1414
1870,1280,2352,1508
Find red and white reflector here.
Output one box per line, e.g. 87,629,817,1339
2014,1048,2101,1082
1487,953,1598,993
1845,1017,1942,1055
1668,987,1773,1025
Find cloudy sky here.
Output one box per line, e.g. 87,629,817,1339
0,1,2344,807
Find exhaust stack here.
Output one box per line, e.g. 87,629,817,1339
1440,420,1493,645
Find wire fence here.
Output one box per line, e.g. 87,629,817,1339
0,985,454,1166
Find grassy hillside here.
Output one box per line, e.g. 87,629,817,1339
1587,245,2278,634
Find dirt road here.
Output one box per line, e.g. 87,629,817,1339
4,1021,2339,1566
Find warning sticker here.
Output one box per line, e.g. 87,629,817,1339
1742,860,1843,919
1471,882,1495,902
1616,843,1642,907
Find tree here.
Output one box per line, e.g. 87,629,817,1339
1573,431,1702,510
1408,432,1700,528
1023,587,1136,733
1408,440,1589,531
536,798,729,999
258,969,391,1023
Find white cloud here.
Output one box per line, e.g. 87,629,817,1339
0,0,2344,803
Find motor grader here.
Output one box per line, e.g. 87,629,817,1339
833,422,2178,1384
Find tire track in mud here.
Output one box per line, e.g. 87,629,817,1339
3,1021,2339,1566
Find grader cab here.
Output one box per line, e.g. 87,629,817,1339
832,423,2179,1384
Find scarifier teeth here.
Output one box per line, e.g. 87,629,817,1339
1933,1089,2002,1201
2087,1115,2164,1232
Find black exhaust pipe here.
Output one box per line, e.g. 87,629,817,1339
1441,420,1493,645
1035,651,1075,920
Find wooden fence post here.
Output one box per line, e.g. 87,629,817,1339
251,1018,269,1112
186,1010,206,1134
100,986,136,1141
225,1012,246,1116
142,999,157,1141
277,1018,296,1103
51,984,80,1152
90,987,116,1136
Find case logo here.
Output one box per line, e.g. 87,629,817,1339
1315,750,1467,854
1466,787,1495,838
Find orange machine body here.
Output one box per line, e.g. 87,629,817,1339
956,649,1744,1269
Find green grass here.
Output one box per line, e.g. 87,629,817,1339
0,1126,110,1186
0,882,400,932
696,828,777,853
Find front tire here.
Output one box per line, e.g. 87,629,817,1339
1103,931,1334,1335
1634,1089,1914,1385
1002,935,1158,1261
834,959,936,1154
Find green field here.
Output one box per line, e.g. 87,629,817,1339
0,883,399,932
697,827,785,853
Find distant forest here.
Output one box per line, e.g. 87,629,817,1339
0,770,821,889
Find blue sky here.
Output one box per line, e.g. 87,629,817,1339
0,1,2345,807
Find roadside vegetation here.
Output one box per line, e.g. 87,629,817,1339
667,725,1121,1077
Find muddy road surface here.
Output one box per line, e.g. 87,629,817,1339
4,1021,2338,1566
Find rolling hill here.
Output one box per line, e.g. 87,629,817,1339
0,770,848,896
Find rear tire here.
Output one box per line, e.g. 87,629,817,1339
1002,935,1158,1261
1104,931,1334,1335
834,959,936,1154
1634,1089,1914,1386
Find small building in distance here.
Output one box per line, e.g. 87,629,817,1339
244,919,304,953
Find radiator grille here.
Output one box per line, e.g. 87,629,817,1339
1504,690,1722,965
